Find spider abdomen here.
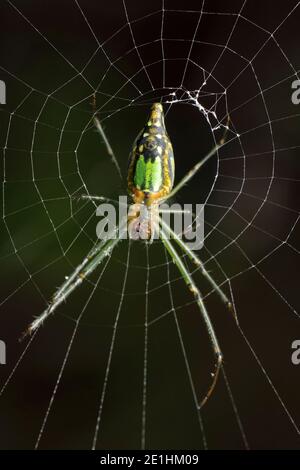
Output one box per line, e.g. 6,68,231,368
127,103,175,206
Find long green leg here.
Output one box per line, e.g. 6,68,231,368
20,223,124,340
92,93,123,180
160,217,232,311
166,119,230,201
159,224,222,408
79,195,123,205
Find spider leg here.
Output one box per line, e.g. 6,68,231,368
159,208,192,214
20,224,123,341
78,195,123,206
166,117,230,201
79,195,109,202
160,217,232,312
159,221,222,408
92,93,123,180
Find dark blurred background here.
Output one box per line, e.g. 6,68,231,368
0,0,299,450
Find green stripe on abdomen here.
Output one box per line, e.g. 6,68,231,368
134,155,146,189
150,156,163,192
134,155,162,192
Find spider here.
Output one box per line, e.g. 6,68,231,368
21,101,232,407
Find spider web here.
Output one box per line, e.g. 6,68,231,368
0,0,299,450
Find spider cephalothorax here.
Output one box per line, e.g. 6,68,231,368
127,103,174,240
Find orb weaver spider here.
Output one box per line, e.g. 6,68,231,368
21,101,232,408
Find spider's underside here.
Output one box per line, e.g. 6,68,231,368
22,101,233,408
